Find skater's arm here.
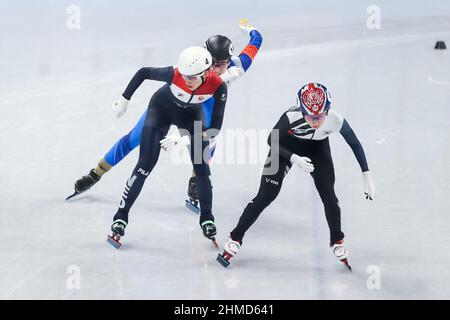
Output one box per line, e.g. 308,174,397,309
220,66,245,86
267,113,294,160
123,67,174,100
234,21,262,72
205,82,228,139
221,23,262,85
340,119,369,172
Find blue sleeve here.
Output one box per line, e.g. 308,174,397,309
340,119,369,172
205,82,228,139
202,98,215,129
237,30,263,72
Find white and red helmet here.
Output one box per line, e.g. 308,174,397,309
297,83,331,116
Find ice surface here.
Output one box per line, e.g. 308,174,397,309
1,0,450,299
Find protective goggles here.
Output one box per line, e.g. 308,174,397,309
304,113,327,122
211,60,230,68
182,71,205,81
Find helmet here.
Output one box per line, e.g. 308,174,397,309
297,83,331,116
205,35,234,61
177,46,212,76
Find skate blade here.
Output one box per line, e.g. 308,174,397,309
65,191,81,202
185,199,200,214
216,254,230,268
210,237,219,249
341,258,352,271
107,235,121,249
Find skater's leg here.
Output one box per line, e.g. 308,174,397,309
196,173,213,223
310,139,344,244
72,111,147,197
186,142,216,201
191,139,213,224
103,110,147,168
181,113,214,223
186,100,214,201
113,108,169,223
230,153,291,243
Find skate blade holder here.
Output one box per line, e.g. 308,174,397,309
216,254,231,268
107,235,122,249
185,199,200,214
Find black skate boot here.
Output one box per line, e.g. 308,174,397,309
66,169,101,201
185,176,200,214
201,220,218,248
107,219,127,249
75,169,101,193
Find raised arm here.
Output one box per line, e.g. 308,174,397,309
232,19,263,73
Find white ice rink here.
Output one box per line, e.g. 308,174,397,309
1,0,450,299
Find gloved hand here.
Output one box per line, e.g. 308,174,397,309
290,154,314,173
112,95,129,118
160,135,190,152
220,66,244,85
362,171,375,200
239,19,257,34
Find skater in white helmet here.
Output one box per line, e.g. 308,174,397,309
107,46,227,249
68,20,263,215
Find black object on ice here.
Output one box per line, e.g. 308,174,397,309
217,253,231,268
65,190,81,201
434,41,447,50
185,198,200,214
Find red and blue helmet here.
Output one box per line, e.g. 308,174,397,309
297,83,331,116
